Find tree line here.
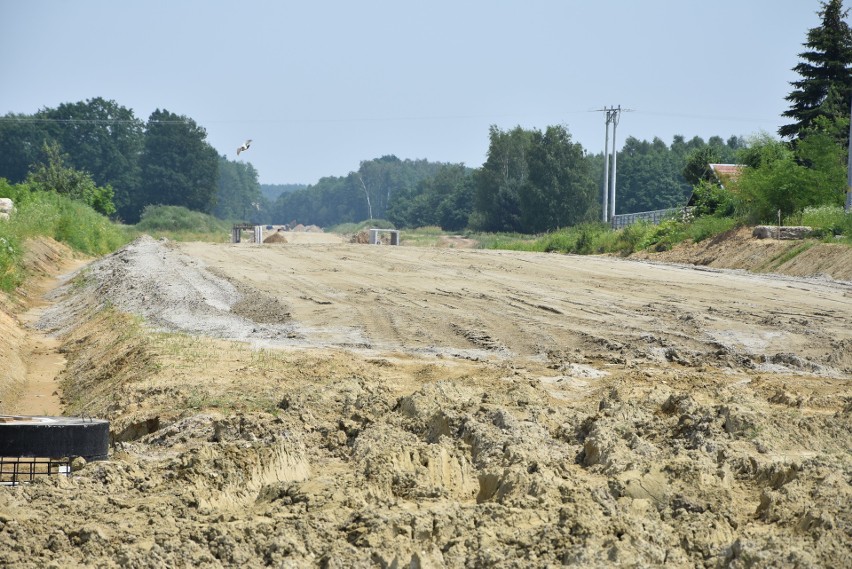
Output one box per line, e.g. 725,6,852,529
271,130,745,232
0,98,261,224
1,1,849,232
0,96,738,231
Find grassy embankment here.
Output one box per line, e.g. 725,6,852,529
364,206,852,257
0,182,131,293
0,182,232,294
331,215,743,255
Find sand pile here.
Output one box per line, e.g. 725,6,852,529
263,231,288,244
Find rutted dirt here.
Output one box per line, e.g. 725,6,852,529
0,232,850,567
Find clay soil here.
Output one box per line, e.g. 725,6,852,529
1,230,850,568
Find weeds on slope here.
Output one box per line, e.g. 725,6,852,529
0,179,131,292
474,216,740,256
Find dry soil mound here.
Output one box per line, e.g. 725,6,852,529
37,235,294,342
263,231,288,244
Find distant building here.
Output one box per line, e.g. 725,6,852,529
708,163,744,189
687,163,744,206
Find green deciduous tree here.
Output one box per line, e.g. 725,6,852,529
520,125,596,232
682,146,724,186
38,98,143,219
472,126,533,232
273,174,365,227
355,156,444,222
0,114,53,184
616,137,691,214
615,135,742,215
473,125,597,233
26,142,116,215
780,0,852,144
135,109,219,223
387,164,474,230
214,156,264,222
273,156,450,228
735,129,846,222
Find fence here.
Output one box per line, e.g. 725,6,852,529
610,207,692,230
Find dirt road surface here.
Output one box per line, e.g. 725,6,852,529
1,232,850,567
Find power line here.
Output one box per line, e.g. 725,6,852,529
0,113,552,125
634,109,780,123
0,107,781,126
0,117,186,124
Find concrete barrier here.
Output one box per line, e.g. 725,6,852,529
753,226,815,240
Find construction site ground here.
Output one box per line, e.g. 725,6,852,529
0,227,850,567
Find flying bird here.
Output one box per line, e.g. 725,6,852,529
236,139,252,156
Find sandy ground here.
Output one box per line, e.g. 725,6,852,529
0,230,850,567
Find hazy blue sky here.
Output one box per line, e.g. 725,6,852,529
1,1,830,185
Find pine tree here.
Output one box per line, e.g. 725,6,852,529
779,0,852,142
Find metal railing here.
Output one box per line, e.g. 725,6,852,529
610,207,693,230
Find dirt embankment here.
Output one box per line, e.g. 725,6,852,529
0,232,850,568
633,226,852,281
0,238,84,415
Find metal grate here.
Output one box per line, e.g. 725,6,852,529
0,456,71,486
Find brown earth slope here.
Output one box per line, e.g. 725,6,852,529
634,226,852,281
0,232,850,568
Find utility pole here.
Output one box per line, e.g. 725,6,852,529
847,95,852,212
610,105,621,221
597,105,627,224
601,108,612,222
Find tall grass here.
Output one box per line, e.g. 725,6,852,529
0,181,131,292
480,223,655,256
134,205,232,241
475,216,742,255
788,205,852,238
473,232,538,251
684,215,739,243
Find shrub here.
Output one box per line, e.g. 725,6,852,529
798,205,852,237
638,219,688,251
0,179,129,292
0,232,22,291
26,142,116,216
735,132,846,223
690,180,736,217
15,187,127,256
136,205,231,234
612,222,655,256
686,216,739,243
541,231,578,253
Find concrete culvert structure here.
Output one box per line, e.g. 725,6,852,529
0,416,109,485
